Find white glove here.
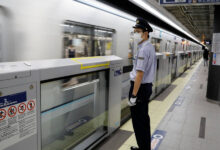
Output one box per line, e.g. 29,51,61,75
128,95,137,106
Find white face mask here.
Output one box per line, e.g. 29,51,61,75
133,33,143,43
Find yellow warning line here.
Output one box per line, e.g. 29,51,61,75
71,57,110,70
81,62,110,69
119,59,202,149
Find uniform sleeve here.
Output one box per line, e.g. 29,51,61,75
136,47,149,72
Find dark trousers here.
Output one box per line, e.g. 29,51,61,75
129,81,152,150
204,58,208,66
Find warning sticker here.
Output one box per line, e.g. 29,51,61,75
8,106,17,118
18,103,26,114
0,109,6,121
0,92,37,150
27,100,35,111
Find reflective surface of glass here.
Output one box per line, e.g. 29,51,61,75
41,71,108,150
62,21,114,58
151,38,161,52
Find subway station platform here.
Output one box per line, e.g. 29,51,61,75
1,1,220,150
96,59,220,150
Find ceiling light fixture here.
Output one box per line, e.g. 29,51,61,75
129,0,201,44
76,0,203,46
75,0,136,22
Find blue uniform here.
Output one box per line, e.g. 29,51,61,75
130,40,156,83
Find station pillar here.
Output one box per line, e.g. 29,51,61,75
206,5,220,102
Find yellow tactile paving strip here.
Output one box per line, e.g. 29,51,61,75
119,59,202,149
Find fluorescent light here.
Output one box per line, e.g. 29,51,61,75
75,0,136,22
75,1,180,39
75,0,202,45
129,0,200,43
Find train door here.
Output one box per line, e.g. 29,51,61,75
181,42,187,71
165,40,171,87
185,45,188,68
151,37,162,95
171,42,178,81
188,45,191,67
155,57,160,95
165,40,171,53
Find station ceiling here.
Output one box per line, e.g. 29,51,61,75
98,0,200,44
161,4,214,42
99,0,215,44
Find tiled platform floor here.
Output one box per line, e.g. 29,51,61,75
96,59,220,150
157,61,220,150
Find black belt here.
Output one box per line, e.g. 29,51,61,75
130,80,152,86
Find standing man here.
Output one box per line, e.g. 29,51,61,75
203,48,209,66
128,18,156,150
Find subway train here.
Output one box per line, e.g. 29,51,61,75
0,0,203,149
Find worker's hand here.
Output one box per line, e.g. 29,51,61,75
128,95,137,106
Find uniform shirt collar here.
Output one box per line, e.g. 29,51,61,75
138,39,150,49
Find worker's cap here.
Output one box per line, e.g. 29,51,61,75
133,17,153,32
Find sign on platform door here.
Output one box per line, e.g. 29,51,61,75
0,92,37,150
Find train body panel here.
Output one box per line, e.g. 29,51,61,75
0,0,202,62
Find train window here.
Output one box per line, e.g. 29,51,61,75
181,43,185,51
165,40,171,52
173,42,178,54
187,45,191,51
62,21,115,58
151,37,161,52
128,36,134,65
181,39,186,51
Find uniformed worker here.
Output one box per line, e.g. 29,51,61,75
128,17,156,150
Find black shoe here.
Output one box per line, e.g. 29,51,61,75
130,146,139,150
